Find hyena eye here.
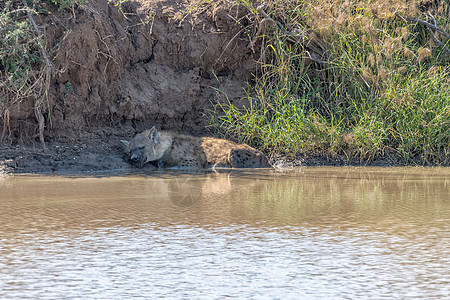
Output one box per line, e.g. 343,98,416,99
139,146,145,150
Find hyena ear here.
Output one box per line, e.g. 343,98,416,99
148,126,160,144
120,140,130,151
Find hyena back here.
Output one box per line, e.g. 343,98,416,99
121,127,270,168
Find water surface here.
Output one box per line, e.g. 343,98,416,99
0,167,449,298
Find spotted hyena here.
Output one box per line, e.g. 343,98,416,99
120,127,270,169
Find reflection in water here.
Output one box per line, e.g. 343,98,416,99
0,167,449,298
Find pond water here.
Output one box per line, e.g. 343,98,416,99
0,167,449,299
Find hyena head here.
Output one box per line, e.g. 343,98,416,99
121,127,165,168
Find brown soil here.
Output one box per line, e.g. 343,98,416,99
1,0,264,173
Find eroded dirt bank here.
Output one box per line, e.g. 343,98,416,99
1,0,264,173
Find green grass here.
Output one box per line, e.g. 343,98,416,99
211,0,450,165
1,1,40,87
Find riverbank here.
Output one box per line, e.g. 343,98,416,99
1,0,449,172
0,139,403,175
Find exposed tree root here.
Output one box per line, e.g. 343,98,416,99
21,0,52,149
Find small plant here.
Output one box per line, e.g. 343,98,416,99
108,0,130,13
48,0,87,11
0,1,40,81
64,81,72,92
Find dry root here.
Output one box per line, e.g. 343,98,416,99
396,12,450,56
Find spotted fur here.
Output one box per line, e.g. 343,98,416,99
121,127,270,168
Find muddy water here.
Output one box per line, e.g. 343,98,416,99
0,167,449,299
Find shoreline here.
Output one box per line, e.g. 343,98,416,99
1,142,437,175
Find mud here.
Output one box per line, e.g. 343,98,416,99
0,141,402,174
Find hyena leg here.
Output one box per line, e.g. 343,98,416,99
149,159,164,169
157,159,164,169
229,148,269,168
229,148,253,168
